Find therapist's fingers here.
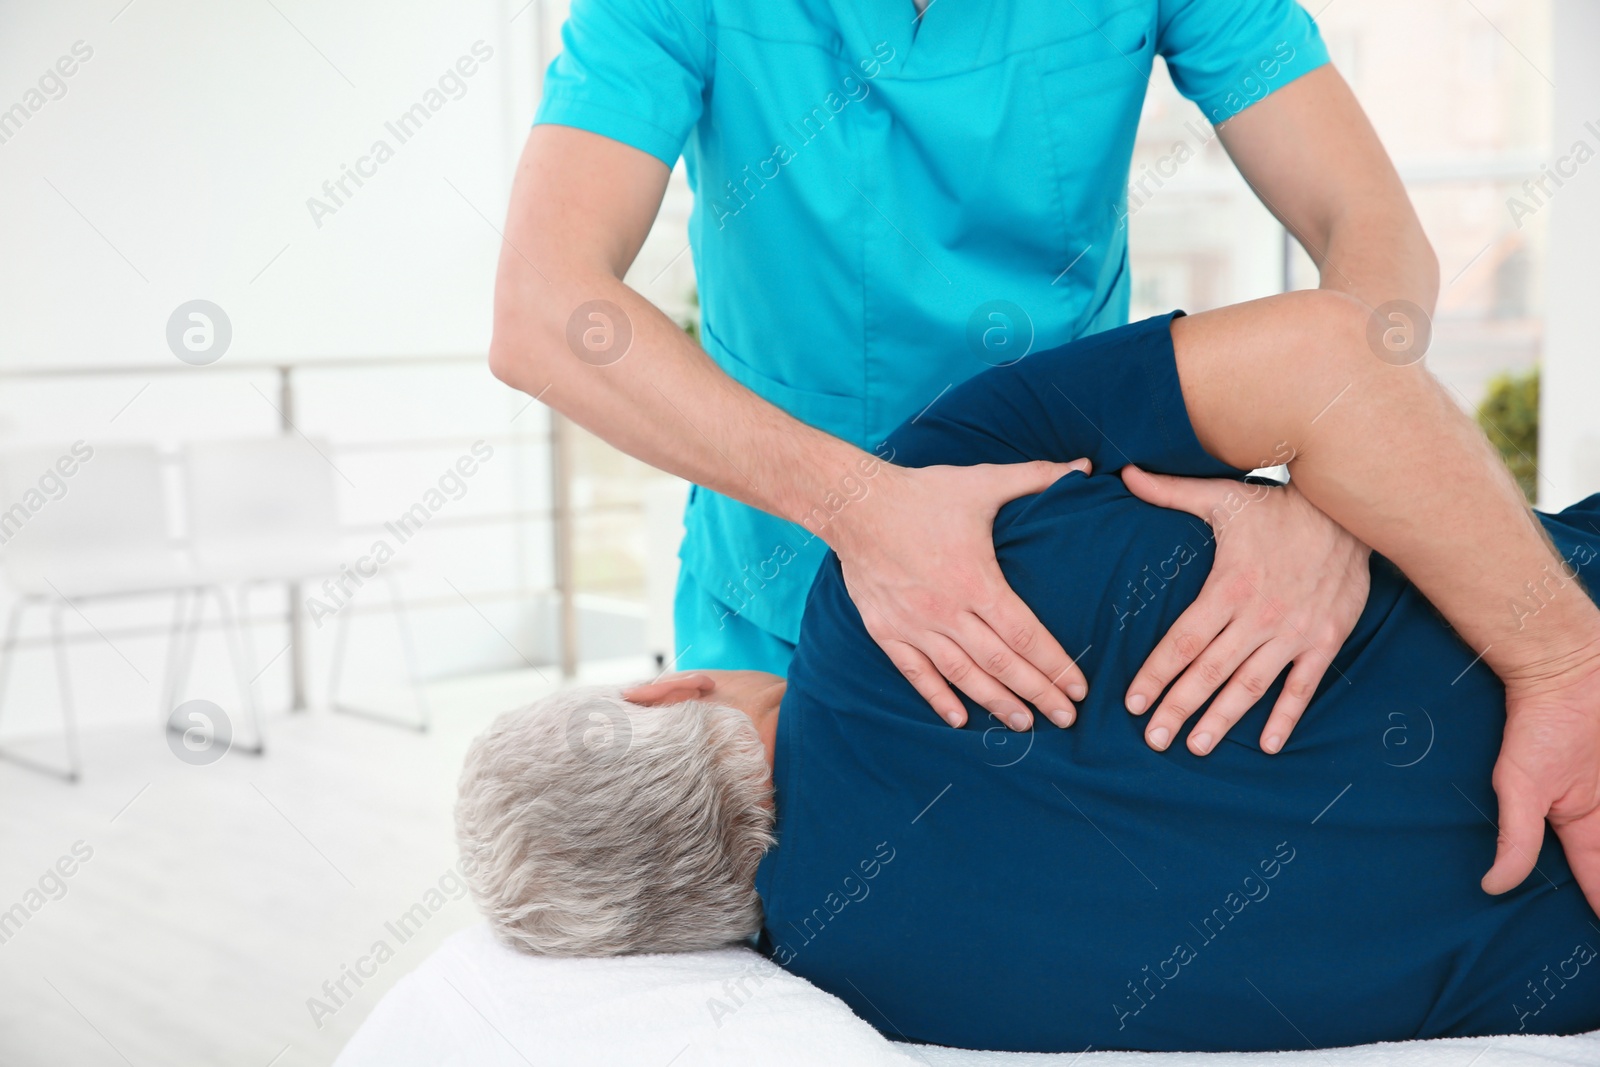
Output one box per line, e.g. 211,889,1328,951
621,672,715,706
980,596,1087,710
1144,623,1254,751
874,632,968,728
949,611,1078,729
1258,655,1329,754
837,458,1089,732
1126,595,1231,718
972,458,1091,688
1121,465,1234,521
1481,758,1548,896
1184,639,1298,755
922,631,1036,732
1552,809,1600,919
971,578,1086,703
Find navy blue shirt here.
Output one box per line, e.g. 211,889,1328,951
755,313,1600,1052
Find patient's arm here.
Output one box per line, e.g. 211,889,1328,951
1171,290,1600,913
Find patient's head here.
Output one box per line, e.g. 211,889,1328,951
456,673,782,957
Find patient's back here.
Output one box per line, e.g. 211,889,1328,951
755,316,1600,1051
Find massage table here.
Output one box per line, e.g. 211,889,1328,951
334,923,1599,1066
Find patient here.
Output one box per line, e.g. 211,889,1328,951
456,292,1600,1052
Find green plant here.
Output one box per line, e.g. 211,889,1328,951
679,286,701,345
1477,367,1538,502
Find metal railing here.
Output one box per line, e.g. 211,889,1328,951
0,354,579,707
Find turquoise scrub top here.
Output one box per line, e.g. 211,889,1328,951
535,0,1330,644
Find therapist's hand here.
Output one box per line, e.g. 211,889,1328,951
1119,466,1369,756
1486,663,1600,916
831,460,1092,731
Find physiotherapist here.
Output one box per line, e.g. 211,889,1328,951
488,0,1439,740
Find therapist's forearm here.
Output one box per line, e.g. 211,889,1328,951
493,269,869,530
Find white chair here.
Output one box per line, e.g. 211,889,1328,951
179,437,429,731
0,445,252,780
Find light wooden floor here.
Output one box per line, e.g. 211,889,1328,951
0,658,650,1067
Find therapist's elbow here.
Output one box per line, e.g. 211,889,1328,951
1415,235,1442,311
1379,205,1441,314
488,323,540,394
489,288,564,396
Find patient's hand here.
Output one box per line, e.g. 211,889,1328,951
1119,467,1370,756
1487,663,1600,916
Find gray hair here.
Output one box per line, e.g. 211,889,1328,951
455,685,775,956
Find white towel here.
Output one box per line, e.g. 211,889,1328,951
334,923,919,1066
335,923,1600,1067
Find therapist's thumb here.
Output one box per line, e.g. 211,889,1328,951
1481,771,1546,897
1121,465,1231,521
982,459,1091,504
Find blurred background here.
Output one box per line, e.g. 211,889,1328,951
0,1,1595,1064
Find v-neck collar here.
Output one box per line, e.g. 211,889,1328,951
863,0,997,78
859,0,919,67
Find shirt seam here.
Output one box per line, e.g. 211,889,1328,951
537,93,684,144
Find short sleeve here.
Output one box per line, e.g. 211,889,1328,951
882,313,1246,482
1156,0,1330,125
534,0,712,167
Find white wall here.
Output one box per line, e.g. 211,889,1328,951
0,0,544,362
1538,0,1600,509
0,1,710,739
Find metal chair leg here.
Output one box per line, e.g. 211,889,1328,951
0,599,29,735
387,571,430,732
44,601,84,782
163,586,263,756
329,573,428,732
164,587,206,715
158,589,192,722
328,590,353,706
0,598,81,783
230,583,269,749
211,586,264,755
